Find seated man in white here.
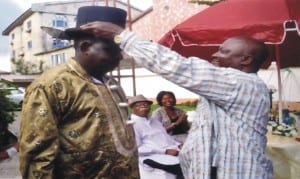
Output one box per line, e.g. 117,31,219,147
128,94,183,178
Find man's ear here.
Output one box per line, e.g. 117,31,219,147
241,55,253,65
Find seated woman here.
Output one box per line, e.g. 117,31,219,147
129,95,183,178
151,91,190,143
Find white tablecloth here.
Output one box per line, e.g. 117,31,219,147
266,131,300,179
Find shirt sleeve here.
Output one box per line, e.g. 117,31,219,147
151,108,163,124
153,119,181,149
120,31,249,110
19,84,60,179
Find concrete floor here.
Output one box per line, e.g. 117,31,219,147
0,111,22,179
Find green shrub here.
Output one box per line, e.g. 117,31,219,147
149,104,196,115
294,110,300,116
0,90,16,141
0,81,17,132
178,99,198,107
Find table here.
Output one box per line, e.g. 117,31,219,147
266,132,300,179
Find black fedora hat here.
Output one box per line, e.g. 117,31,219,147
41,6,127,40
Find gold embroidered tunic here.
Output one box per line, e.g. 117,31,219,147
20,59,139,179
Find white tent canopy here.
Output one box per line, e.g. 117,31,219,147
258,64,300,103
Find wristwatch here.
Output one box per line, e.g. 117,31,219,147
113,34,122,45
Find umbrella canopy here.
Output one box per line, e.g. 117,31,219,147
159,0,300,68
159,0,300,121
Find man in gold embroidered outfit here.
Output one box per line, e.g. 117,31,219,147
19,6,139,179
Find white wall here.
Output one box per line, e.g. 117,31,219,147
112,68,199,99
258,65,300,102
113,65,300,103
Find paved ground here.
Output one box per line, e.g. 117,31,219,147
0,111,22,179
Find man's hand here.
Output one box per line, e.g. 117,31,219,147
165,149,179,156
80,21,124,38
178,144,183,149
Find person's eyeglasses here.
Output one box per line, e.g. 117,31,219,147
134,102,151,107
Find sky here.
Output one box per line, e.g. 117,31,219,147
0,0,152,72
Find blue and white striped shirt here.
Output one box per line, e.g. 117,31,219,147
120,31,273,179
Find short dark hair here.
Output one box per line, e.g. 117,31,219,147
156,91,176,106
73,35,94,49
250,40,269,72
234,36,269,72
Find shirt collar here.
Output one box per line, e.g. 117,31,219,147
91,76,108,85
67,59,108,85
131,114,150,121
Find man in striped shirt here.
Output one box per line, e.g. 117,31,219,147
81,22,273,179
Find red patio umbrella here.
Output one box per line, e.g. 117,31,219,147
159,0,300,120
159,0,300,68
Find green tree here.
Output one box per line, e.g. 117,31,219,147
11,57,44,74
0,82,17,149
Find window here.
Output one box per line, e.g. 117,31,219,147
61,54,67,64
52,39,68,48
52,15,68,27
53,20,67,27
27,41,32,49
51,53,67,66
27,21,31,29
11,33,15,40
12,50,16,58
25,21,32,33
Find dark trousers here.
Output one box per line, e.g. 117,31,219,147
211,167,217,179
144,159,217,179
143,159,183,177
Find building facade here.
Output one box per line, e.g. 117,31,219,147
2,0,209,98
2,0,143,73
132,0,208,42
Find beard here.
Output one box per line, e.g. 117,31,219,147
103,60,120,73
90,59,120,77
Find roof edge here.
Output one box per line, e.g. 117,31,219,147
35,44,73,56
131,7,153,24
2,9,33,36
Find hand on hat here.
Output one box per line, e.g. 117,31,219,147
80,21,124,38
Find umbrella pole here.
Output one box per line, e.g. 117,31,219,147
275,45,283,123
